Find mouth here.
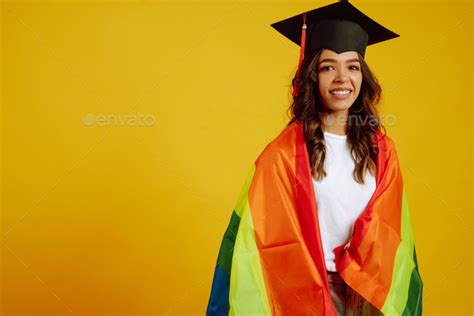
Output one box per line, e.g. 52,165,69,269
329,88,353,100
329,89,353,95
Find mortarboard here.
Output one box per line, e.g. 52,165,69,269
270,0,399,97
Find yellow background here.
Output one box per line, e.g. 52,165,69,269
1,0,472,315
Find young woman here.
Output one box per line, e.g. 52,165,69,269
286,47,383,315
207,1,423,315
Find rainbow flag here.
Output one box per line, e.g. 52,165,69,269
206,121,423,315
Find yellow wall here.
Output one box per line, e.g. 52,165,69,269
1,0,472,315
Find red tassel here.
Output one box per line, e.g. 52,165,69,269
292,12,307,98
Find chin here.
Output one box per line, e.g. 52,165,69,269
324,101,354,112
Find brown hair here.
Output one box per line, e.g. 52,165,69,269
286,49,387,184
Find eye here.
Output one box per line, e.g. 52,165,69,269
319,65,333,71
349,65,360,71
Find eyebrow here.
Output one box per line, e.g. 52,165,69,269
319,58,360,64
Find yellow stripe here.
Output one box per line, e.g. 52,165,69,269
381,189,416,315
229,163,271,315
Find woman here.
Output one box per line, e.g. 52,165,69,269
207,1,423,315
287,47,382,315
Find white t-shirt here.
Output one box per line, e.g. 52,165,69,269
312,131,376,272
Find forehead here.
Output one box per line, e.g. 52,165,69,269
318,49,359,62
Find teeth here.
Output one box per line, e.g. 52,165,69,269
330,90,351,95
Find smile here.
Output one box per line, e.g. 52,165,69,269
329,89,352,95
329,89,352,100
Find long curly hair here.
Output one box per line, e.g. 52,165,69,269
286,49,387,184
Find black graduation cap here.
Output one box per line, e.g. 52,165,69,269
270,0,399,97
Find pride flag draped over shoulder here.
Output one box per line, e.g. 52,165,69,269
206,121,423,315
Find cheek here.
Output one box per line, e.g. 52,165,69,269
352,75,363,90
317,75,331,94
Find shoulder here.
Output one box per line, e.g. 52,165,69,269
255,121,300,166
375,128,397,153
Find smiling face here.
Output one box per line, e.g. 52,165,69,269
317,49,363,113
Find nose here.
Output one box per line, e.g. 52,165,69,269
333,68,349,83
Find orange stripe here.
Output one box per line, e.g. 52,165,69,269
248,122,337,315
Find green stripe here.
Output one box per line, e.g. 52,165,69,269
216,164,257,274
382,189,422,315
216,211,241,274
402,247,423,315
229,164,271,315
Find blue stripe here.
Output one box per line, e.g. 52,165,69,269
206,265,230,316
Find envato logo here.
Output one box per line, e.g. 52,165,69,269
83,113,156,127
324,114,397,127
